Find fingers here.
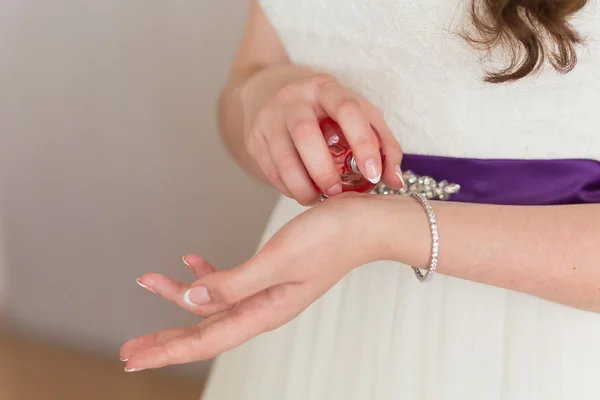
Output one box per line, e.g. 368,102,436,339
182,260,275,307
364,106,405,189
259,109,321,206
250,74,402,205
251,75,400,204
124,283,308,370
137,273,231,317
120,310,227,365
318,81,383,185
136,255,231,317
284,101,342,196
120,325,197,362
125,302,266,369
245,130,293,198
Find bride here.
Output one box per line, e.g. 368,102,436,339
121,0,600,398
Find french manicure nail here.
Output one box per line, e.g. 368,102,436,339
184,286,211,306
364,158,381,184
395,165,406,188
136,278,156,294
182,256,192,269
326,183,342,196
124,367,143,373
120,357,129,362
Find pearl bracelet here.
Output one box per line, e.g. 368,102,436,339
409,193,439,283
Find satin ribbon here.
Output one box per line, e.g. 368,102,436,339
401,154,600,205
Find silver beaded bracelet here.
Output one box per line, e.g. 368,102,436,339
408,193,439,283
372,171,458,283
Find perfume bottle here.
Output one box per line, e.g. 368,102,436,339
315,117,385,195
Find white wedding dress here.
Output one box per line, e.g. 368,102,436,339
202,1,600,399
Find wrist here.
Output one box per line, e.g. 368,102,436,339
364,194,433,269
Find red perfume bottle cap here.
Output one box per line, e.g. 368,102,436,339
315,117,385,195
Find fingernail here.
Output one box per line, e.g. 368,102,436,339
395,165,406,188
124,367,144,373
364,158,381,184
184,286,211,306
182,256,192,269
326,183,342,196
136,278,156,294
120,357,129,362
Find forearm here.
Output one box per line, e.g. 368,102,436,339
371,195,600,312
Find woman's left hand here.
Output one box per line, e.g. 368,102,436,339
120,192,388,371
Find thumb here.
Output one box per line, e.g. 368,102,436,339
183,256,282,307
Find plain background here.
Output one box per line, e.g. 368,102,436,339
0,0,277,377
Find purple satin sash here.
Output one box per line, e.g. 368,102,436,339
401,154,600,205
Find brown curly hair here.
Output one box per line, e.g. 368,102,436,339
466,0,587,82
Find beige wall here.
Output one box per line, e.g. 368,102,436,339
0,213,6,313
0,0,277,376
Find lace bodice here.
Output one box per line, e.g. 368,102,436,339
259,0,600,160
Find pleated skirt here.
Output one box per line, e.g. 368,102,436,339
202,196,600,400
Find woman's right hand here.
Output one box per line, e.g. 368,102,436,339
240,65,405,206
